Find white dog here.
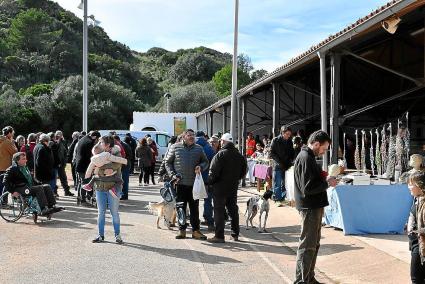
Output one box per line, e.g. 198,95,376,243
245,190,273,233
147,200,176,229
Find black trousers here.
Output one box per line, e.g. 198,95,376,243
149,165,155,184
139,167,150,184
213,190,239,239
71,163,77,188
57,165,70,191
176,184,200,231
411,250,425,284
15,184,56,209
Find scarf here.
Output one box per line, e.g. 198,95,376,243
19,165,32,187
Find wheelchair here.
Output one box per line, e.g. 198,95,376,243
0,190,48,223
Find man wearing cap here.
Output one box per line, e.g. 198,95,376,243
0,126,18,194
207,133,247,243
165,129,209,240
195,130,216,231
74,131,101,204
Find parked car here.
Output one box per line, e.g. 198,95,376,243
98,130,171,161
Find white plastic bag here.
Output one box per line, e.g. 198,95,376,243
193,172,208,200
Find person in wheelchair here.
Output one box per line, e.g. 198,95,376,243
3,152,63,216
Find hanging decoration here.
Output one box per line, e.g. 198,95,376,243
375,128,382,176
354,130,361,172
403,112,410,171
381,128,388,175
361,130,367,173
370,130,375,176
386,123,396,179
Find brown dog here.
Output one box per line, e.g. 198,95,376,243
147,200,176,229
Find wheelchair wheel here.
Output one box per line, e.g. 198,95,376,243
0,192,24,222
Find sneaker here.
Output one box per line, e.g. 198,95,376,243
109,187,119,199
82,183,93,192
231,234,239,241
207,236,225,243
64,190,75,196
200,220,208,226
50,206,65,213
92,235,104,243
115,235,123,244
138,183,143,187
175,230,186,239
192,230,207,240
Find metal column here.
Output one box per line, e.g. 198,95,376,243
209,112,214,136
241,98,247,156
204,113,208,134
272,83,280,137
330,53,341,164
222,105,228,133
318,51,328,170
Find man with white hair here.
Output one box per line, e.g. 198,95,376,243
67,131,80,190
207,133,247,243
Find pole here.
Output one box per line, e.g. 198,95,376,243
82,0,88,132
318,51,328,170
230,0,239,139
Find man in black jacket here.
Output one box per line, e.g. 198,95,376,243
293,130,337,284
67,131,80,191
54,130,74,196
33,134,55,192
207,133,247,243
270,126,295,205
124,133,137,175
3,152,62,216
74,131,101,204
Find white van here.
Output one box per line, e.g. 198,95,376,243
98,130,171,161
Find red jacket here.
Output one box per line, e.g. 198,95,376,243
149,142,158,165
246,138,256,157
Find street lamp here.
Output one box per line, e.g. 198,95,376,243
230,0,239,140
163,93,171,113
78,1,100,132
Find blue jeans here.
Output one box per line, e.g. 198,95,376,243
203,189,214,226
272,166,286,201
121,167,130,198
96,190,121,236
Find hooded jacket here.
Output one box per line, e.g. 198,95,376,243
0,136,18,171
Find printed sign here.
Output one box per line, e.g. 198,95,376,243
174,117,187,136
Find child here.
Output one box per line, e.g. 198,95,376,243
408,171,425,283
82,143,127,198
251,143,264,159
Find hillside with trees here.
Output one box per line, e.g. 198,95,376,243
0,0,267,136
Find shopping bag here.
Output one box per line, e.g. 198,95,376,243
193,172,208,200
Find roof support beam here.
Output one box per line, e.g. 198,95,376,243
272,83,280,138
330,52,341,164
284,113,321,128
284,81,323,100
318,51,328,170
342,85,425,121
343,49,423,86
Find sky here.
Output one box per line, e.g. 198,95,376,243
53,0,391,72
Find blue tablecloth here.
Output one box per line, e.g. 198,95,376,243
324,184,413,235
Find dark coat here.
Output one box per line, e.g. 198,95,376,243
136,145,153,168
56,139,68,166
74,135,95,173
48,141,60,168
208,142,247,195
270,135,295,171
121,141,132,170
67,138,78,163
33,142,54,182
293,146,329,210
3,164,37,193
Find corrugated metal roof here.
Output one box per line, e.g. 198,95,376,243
196,0,419,117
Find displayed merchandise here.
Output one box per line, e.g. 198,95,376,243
380,128,388,175
342,132,347,168
370,130,375,176
375,129,382,176
345,173,371,185
354,130,361,171
385,124,396,179
361,130,366,173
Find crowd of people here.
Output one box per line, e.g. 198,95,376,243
4,124,425,283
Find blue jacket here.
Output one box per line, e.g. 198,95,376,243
196,137,215,182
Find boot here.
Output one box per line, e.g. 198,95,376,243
207,236,225,243
192,230,207,240
175,230,186,239
64,188,75,196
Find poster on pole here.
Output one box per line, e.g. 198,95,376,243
174,117,187,136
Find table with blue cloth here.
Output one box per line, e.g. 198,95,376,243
324,184,413,235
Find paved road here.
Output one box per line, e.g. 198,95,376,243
0,176,299,284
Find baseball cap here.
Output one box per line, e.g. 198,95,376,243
221,133,233,142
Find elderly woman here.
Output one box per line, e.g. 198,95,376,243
15,135,25,150
92,135,123,244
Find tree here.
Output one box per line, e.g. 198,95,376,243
7,8,61,53
237,54,254,74
212,64,251,98
251,69,268,81
169,82,218,113
168,52,223,84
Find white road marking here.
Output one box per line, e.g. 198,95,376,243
184,240,212,284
